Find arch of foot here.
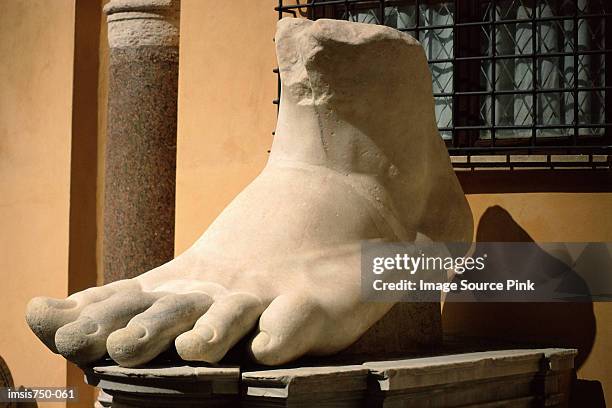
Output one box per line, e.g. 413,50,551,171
25,18,472,369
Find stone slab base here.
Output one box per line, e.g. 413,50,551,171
85,348,575,408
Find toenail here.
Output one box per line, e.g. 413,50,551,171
253,331,270,350
77,318,100,335
127,324,147,340
195,325,215,343
50,298,78,310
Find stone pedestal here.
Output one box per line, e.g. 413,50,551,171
86,365,239,408
103,0,180,282
85,348,576,407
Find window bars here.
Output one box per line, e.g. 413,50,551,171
275,0,612,169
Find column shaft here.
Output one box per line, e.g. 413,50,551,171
103,0,180,282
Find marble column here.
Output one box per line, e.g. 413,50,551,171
103,0,180,282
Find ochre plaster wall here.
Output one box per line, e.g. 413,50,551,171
175,0,278,253
0,0,75,399
1,1,100,406
97,0,110,287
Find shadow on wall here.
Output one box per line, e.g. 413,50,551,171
442,205,604,407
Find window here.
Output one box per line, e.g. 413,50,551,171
275,0,612,168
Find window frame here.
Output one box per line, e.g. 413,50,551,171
274,0,612,169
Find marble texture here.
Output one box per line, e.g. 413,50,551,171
26,18,471,368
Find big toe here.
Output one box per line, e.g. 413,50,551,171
55,290,160,365
26,279,143,354
26,297,80,353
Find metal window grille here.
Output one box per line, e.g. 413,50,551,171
275,0,612,169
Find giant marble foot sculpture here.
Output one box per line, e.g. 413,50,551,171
26,18,472,368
